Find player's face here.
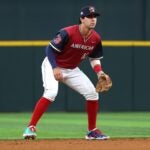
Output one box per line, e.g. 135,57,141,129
82,15,97,29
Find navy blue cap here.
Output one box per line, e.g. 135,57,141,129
80,6,100,18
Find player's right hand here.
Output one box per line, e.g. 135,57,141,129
53,67,63,81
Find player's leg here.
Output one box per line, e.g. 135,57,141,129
62,67,109,140
23,57,58,139
62,67,99,130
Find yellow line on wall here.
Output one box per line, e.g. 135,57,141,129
0,41,49,47
0,40,150,47
102,41,150,47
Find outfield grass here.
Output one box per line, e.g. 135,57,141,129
0,112,150,139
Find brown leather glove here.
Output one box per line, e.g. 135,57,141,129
96,73,112,92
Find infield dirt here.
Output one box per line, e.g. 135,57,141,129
0,138,150,150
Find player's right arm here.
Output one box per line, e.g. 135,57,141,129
45,29,69,81
45,45,63,81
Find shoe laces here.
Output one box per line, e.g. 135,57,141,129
89,128,103,137
94,128,103,134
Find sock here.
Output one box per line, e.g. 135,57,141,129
86,100,99,131
28,97,52,127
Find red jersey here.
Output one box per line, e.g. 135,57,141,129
50,25,103,69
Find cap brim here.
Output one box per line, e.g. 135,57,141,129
80,12,100,18
93,12,100,16
86,12,100,17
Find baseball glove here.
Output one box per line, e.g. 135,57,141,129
96,73,112,92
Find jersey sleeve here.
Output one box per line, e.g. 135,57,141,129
50,29,69,52
45,45,57,68
88,41,103,59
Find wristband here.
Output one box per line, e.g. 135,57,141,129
93,65,102,73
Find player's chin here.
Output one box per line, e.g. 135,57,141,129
89,26,95,29
89,25,96,29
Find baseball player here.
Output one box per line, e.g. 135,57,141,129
23,5,109,140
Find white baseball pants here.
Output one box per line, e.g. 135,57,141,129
41,57,99,101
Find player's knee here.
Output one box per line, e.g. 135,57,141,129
42,89,58,102
84,90,99,100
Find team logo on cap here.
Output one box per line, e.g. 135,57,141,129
89,7,95,13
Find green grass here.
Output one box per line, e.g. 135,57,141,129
0,112,150,139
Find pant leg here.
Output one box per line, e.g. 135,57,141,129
62,67,99,100
41,57,58,101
